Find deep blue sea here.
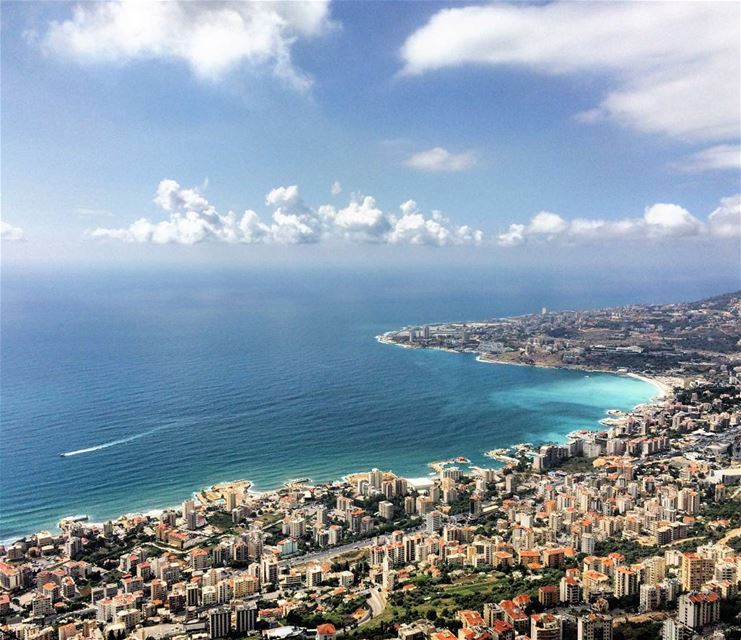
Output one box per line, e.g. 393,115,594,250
0,265,685,541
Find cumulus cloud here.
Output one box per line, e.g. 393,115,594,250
89,179,482,247
708,196,741,239
497,197,739,247
386,200,482,246
319,196,390,243
330,181,342,196
40,0,333,88
1,221,26,242
496,224,525,248
671,145,741,174
401,2,740,141
405,147,477,172
526,212,568,237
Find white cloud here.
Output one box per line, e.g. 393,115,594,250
320,196,390,242
496,223,525,248
89,179,482,247
671,145,741,173
401,2,740,141
264,185,321,244
155,178,211,212
405,147,477,172
1,221,26,242
708,195,741,239
642,203,702,237
41,0,333,88
330,181,342,196
87,181,740,249
497,197,738,247
526,212,568,237
386,200,482,246
265,185,303,209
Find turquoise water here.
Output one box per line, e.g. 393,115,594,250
0,268,656,541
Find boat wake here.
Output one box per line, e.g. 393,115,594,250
59,426,165,458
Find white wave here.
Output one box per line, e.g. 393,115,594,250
59,426,164,457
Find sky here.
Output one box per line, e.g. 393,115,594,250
1,1,740,285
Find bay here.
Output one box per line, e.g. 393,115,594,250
0,267,658,541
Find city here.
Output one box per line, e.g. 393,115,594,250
1,3,739,640
1,294,739,640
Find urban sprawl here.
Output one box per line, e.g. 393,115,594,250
2,293,740,640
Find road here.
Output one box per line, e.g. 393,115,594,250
366,587,386,618
718,526,741,545
279,537,385,568
279,512,491,569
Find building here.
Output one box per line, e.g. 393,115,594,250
261,556,279,587
581,533,596,555
662,619,693,640
0,563,24,591
614,567,639,598
116,609,141,632
316,623,337,640
677,591,720,631
530,613,562,640
578,614,613,640
234,600,257,634
425,510,442,534
57,623,77,640
32,595,54,618
491,620,515,640
224,491,238,512
583,570,611,599
681,553,714,591
208,606,231,639
379,501,394,520
190,548,208,571
459,610,485,628
560,576,583,604
368,469,383,490
382,569,397,592
306,565,323,588
538,585,559,608
639,584,662,612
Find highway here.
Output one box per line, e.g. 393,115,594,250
279,522,432,568
279,536,387,568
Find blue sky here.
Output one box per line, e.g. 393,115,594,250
1,1,739,279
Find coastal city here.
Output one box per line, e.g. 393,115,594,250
1,293,740,640
379,291,739,378
2,1,740,640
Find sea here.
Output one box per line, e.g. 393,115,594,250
0,265,696,542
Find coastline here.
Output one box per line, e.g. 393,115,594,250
380,331,671,407
3,335,661,546
624,372,673,400
475,355,672,404
3,374,654,548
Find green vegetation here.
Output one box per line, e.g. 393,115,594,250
700,499,741,526
592,539,663,564
206,511,236,531
613,622,662,640
282,593,368,632
553,457,596,474
727,536,741,553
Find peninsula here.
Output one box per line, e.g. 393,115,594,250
379,291,740,384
